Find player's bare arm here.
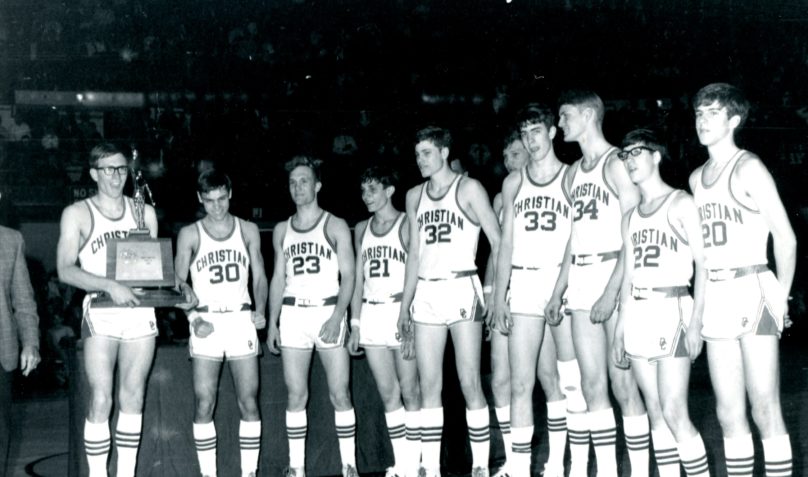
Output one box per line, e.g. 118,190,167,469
244,220,269,329
319,216,355,344
734,155,797,321
348,219,369,355
481,192,504,320
267,220,288,354
612,210,634,368
671,192,707,360
175,223,211,336
397,186,422,342
493,171,520,333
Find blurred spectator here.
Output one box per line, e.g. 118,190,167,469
8,116,31,142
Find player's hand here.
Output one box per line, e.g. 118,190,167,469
252,312,267,330
684,322,704,362
491,299,512,335
347,325,363,356
318,314,343,344
400,325,416,361
19,345,40,377
175,282,198,311
107,282,142,307
544,295,564,326
191,315,214,338
267,324,281,355
590,291,617,324
397,310,412,342
611,335,629,369
782,294,793,329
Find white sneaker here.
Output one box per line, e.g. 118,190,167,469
492,463,511,477
342,463,359,477
471,467,490,477
284,467,305,477
385,467,402,477
540,462,564,477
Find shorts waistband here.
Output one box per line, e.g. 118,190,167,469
362,292,403,305
418,269,477,281
571,250,620,266
282,295,338,307
196,303,251,313
707,264,768,282
512,264,561,271
631,285,689,300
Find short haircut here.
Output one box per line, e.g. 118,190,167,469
693,83,750,128
197,169,232,194
515,103,556,131
620,128,669,162
285,155,323,181
89,142,125,168
558,89,605,125
360,165,399,189
502,129,522,151
415,126,452,150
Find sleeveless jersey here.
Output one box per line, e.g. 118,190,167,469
190,217,251,308
569,147,623,256
360,213,408,300
627,190,693,288
692,150,768,269
416,175,481,279
512,164,572,268
78,198,138,277
282,211,340,299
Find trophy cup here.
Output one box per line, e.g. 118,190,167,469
94,148,185,308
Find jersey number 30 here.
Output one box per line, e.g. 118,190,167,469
424,223,451,244
210,263,241,283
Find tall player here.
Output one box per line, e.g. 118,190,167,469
611,129,711,477
493,104,587,477
546,91,649,477
397,126,502,477
690,83,795,477
267,156,358,477
347,166,421,477
174,170,268,477
56,143,195,477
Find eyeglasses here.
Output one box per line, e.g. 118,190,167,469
617,146,655,160
93,166,129,176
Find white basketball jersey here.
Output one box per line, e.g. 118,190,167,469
569,147,623,256
693,150,768,269
282,211,340,299
416,175,481,279
628,190,693,288
190,217,251,308
360,213,407,300
512,164,572,268
78,198,138,277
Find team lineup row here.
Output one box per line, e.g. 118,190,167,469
54,82,796,477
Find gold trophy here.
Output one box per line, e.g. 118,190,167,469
94,148,184,307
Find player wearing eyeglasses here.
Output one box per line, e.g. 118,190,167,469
56,143,196,477
546,91,648,477
690,83,795,477
612,129,710,477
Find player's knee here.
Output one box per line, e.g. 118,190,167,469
117,387,146,413
286,389,309,411
399,378,420,408
749,399,784,432
237,397,260,421
457,371,482,396
536,366,559,395
714,402,747,432
195,396,217,421
328,386,352,409
510,373,534,400
491,367,510,393
88,391,113,420
378,383,403,411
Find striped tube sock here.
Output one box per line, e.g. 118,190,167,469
405,410,422,474
546,399,567,472
115,412,142,477
678,433,709,477
724,434,754,477
84,419,110,477
567,411,590,477
589,408,618,477
494,405,513,466
624,413,650,477
385,408,407,470
466,407,490,469
286,410,307,469
335,409,357,467
651,425,680,477
420,407,443,474
762,434,792,477
193,421,218,477
239,420,261,477
510,425,533,477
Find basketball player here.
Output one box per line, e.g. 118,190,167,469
484,130,527,477
397,126,503,477
267,156,358,477
493,104,587,477
546,91,649,477
690,83,795,477
611,128,711,477
56,143,195,477
174,170,267,477
347,165,421,477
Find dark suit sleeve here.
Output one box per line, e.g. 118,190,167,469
11,235,39,348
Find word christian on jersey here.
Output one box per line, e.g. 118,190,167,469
570,182,611,206
195,249,249,272
417,209,465,230
513,195,571,218
631,227,680,252
362,245,407,264
89,230,128,254
697,202,744,224
283,241,333,261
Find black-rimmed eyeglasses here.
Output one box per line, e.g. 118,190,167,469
617,146,655,161
93,166,129,176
